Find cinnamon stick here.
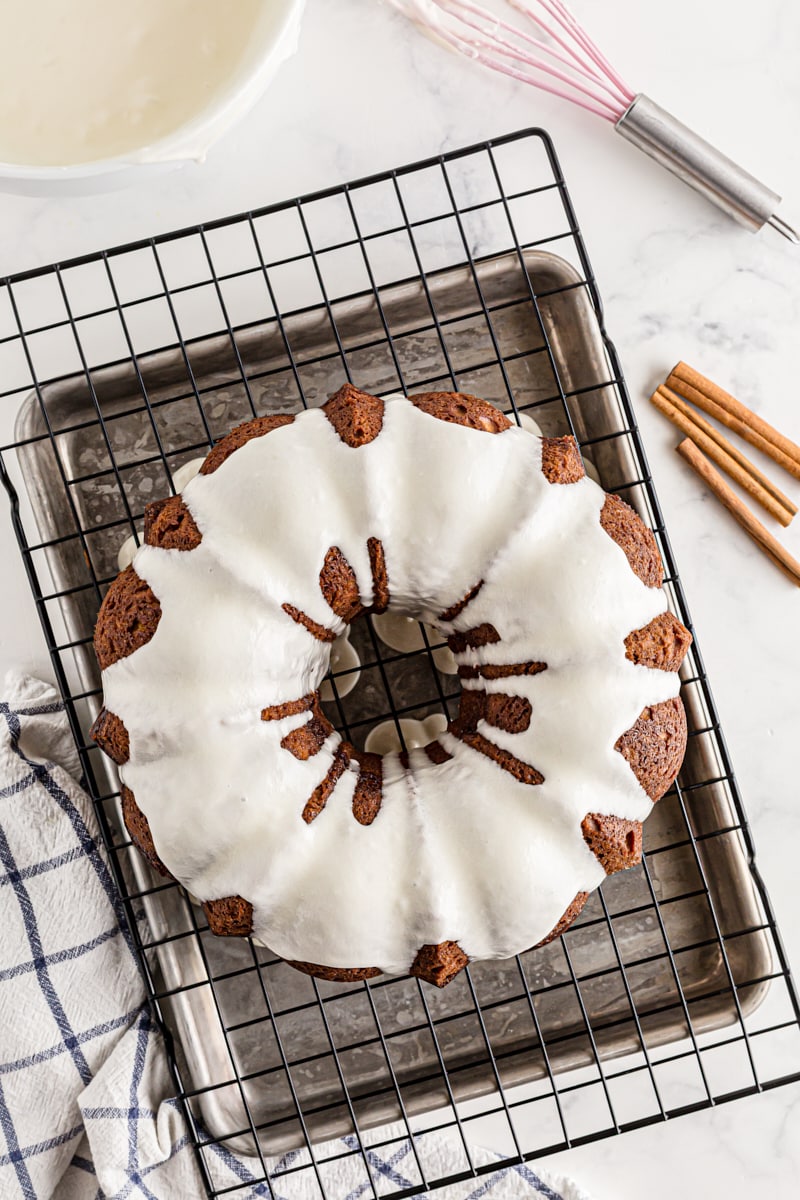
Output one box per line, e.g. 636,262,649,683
668,362,800,483
651,385,796,525
676,438,800,586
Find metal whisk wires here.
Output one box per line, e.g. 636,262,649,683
390,0,634,119
390,0,797,239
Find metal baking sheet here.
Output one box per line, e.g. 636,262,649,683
15,248,771,1155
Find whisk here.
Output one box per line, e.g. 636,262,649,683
389,0,797,242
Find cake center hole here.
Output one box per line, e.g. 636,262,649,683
320,612,459,754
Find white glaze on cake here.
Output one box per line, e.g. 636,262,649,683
102,395,679,974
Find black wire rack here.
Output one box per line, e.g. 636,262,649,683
2,129,799,1199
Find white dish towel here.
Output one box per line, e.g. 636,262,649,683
0,671,590,1200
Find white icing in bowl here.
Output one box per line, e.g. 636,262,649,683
0,0,305,194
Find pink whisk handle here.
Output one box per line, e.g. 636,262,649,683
616,94,796,241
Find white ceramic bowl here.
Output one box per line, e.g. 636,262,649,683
0,0,305,196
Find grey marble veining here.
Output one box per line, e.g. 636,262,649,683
1,0,798,1194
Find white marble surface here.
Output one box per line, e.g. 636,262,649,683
1,0,799,1194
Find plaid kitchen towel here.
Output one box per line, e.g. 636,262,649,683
0,671,590,1200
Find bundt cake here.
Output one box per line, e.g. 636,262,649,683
91,385,691,987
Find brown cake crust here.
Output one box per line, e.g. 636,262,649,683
350,750,383,826
458,661,547,681
625,611,692,673
282,602,337,642
533,892,589,948
447,623,501,654
439,580,485,623
423,740,452,765
450,685,544,785
452,728,544,786
94,567,162,671
411,391,511,434
323,384,384,446
451,688,533,735
202,895,254,937
540,436,585,484
581,813,642,874
270,692,332,761
302,745,351,824
484,693,533,734
615,697,687,802
410,941,469,988
142,496,170,536
144,495,202,551
90,707,130,765
453,687,487,732
367,537,390,613
280,709,334,760
261,693,317,721
320,546,363,622
264,690,334,762
287,960,383,982
200,413,294,476
600,494,663,589
120,785,172,878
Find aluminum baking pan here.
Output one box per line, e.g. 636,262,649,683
15,248,771,1155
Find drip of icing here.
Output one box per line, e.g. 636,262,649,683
365,714,448,756
372,612,457,673
171,457,207,493
117,458,204,569
582,457,601,485
319,633,360,702
104,395,677,975
117,532,141,572
516,412,543,437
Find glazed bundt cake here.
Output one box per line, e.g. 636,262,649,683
92,385,691,987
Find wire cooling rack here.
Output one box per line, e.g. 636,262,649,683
2,129,800,1199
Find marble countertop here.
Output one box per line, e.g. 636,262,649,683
1,0,799,1194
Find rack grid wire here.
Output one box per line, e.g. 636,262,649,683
1,128,799,1199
